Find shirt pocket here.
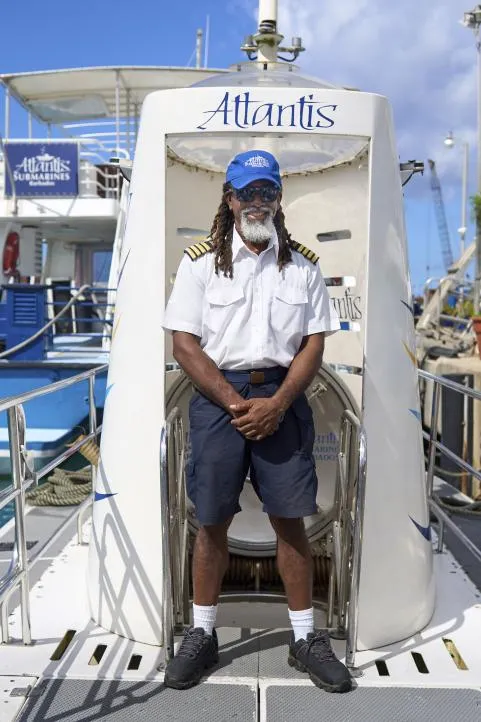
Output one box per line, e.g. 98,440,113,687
205,284,244,333
270,284,308,337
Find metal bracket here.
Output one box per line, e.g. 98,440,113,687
308,382,328,400
10,686,33,697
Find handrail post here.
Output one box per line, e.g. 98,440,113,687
329,409,367,672
166,411,189,630
7,405,31,645
77,376,97,544
178,421,190,627
169,416,181,628
436,519,445,553
427,382,441,498
160,407,189,662
337,420,354,637
346,430,367,669
174,415,189,629
160,424,174,663
326,536,337,628
1,601,8,643
327,418,346,629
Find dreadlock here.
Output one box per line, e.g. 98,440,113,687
209,183,294,278
273,206,294,272
210,183,235,278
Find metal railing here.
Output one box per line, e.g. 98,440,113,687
78,162,122,201
420,368,481,562
0,364,107,644
160,407,189,662
46,285,117,343
159,405,368,667
326,410,367,670
420,276,474,338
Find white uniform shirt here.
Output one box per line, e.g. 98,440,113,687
163,228,339,370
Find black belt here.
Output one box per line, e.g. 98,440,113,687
221,367,287,384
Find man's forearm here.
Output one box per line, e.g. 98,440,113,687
173,332,243,412
272,334,325,413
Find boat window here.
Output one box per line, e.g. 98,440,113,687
167,132,368,176
92,250,112,285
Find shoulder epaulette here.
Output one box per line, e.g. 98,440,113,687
290,241,319,264
184,240,214,261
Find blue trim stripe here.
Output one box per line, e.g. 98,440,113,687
410,516,431,541
94,492,117,502
105,383,114,399
118,248,131,286
401,300,415,316
94,460,117,502
409,408,422,422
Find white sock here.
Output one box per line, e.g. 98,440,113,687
192,603,217,636
289,607,314,642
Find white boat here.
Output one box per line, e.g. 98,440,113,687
0,2,481,720
0,64,226,472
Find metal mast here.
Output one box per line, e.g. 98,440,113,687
428,159,454,272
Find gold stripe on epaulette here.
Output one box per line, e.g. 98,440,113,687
199,241,213,253
291,241,319,264
184,240,214,261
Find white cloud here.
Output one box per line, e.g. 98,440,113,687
242,0,479,191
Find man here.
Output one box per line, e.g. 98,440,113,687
162,149,352,693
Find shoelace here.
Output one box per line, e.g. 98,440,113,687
177,628,209,659
306,632,338,663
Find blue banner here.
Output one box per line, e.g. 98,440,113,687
4,142,79,197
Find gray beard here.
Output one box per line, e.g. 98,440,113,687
240,208,275,245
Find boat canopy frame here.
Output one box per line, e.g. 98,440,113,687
0,66,228,158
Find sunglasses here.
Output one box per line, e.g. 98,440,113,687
232,184,280,203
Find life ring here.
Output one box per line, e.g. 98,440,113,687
2,231,20,278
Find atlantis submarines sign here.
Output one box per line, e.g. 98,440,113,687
197,91,338,131
4,142,79,197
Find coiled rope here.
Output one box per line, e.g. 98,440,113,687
433,493,481,518
26,435,100,507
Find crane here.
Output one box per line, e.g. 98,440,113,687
427,159,454,272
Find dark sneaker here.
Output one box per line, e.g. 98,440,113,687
288,630,352,693
164,627,219,690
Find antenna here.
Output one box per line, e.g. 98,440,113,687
204,15,210,68
195,29,203,69
258,0,278,34
241,0,305,64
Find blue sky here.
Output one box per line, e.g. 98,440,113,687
1,0,477,294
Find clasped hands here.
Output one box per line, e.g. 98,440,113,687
229,397,284,441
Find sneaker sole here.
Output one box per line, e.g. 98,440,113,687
163,654,219,690
288,654,352,693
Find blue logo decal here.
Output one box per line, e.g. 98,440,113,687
105,384,114,399
409,408,421,422
94,492,117,502
410,516,431,541
197,92,337,131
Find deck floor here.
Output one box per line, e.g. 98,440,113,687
0,494,480,721
12,679,481,722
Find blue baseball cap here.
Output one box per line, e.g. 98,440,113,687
226,150,282,189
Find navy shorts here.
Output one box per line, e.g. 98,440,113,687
186,367,318,526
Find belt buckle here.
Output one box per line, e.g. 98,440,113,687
249,370,265,384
